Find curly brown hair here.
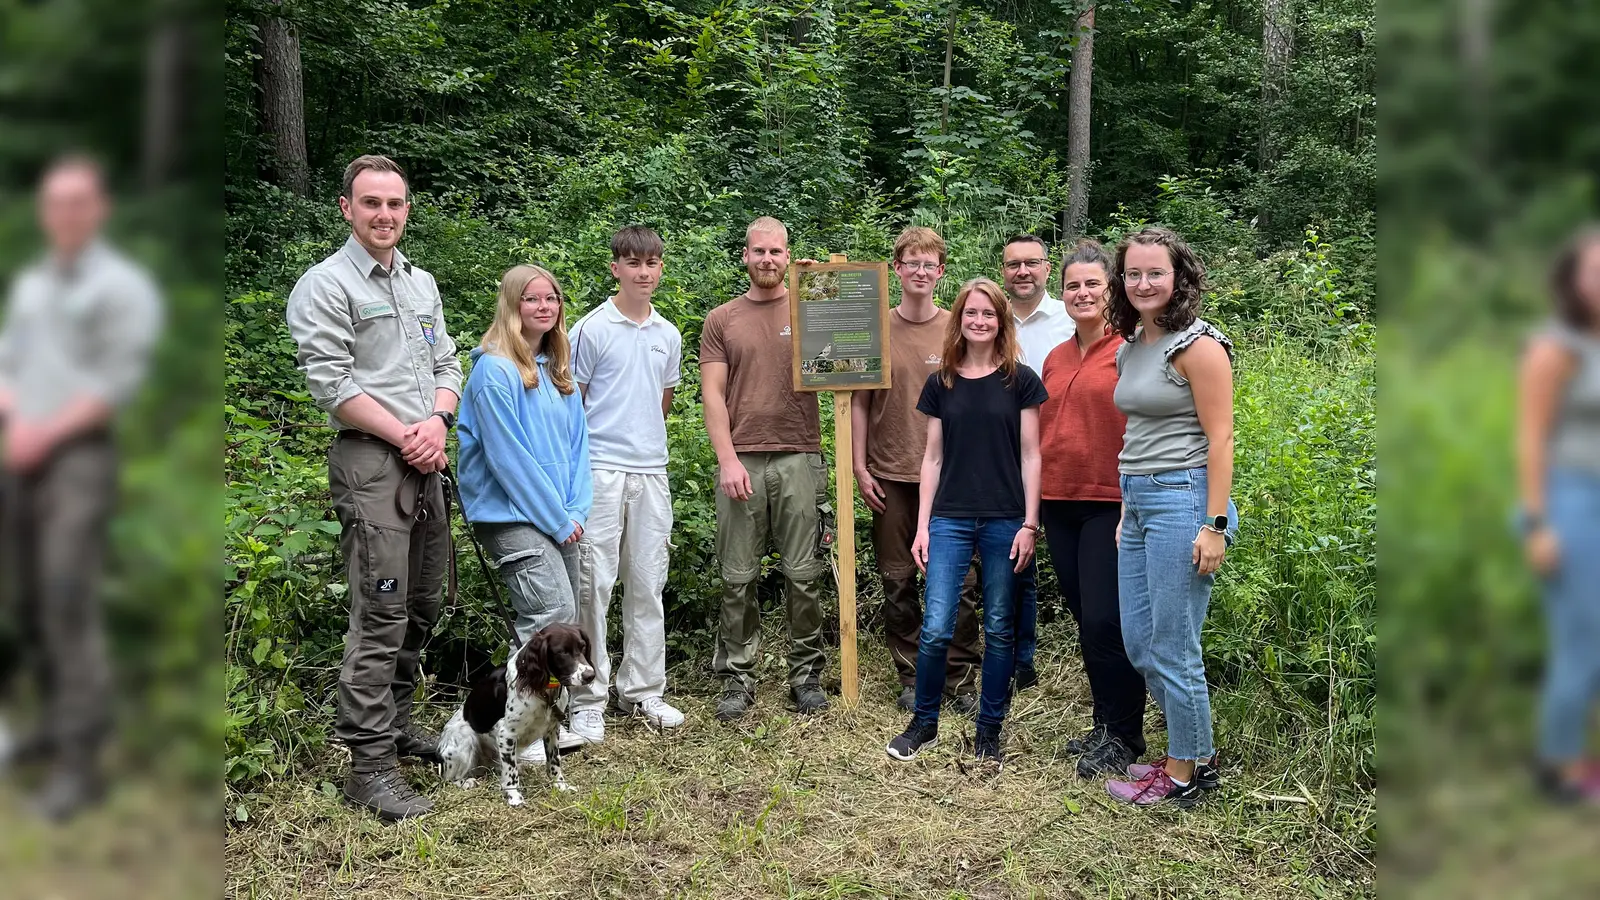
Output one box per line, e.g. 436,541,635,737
1551,225,1600,331
1107,226,1207,341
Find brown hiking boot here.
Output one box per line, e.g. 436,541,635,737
344,766,433,821
395,723,441,763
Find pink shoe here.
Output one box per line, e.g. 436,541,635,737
1126,755,1220,791
1106,767,1206,808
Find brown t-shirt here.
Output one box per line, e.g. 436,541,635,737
860,306,950,482
699,292,820,453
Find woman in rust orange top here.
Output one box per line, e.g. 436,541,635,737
1038,239,1148,779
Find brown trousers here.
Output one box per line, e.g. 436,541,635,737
0,434,116,764
872,479,981,695
327,433,449,770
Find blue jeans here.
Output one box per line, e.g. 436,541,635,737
1539,466,1600,763
1118,467,1238,761
914,516,1026,732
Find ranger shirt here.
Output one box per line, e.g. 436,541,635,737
286,235,463,432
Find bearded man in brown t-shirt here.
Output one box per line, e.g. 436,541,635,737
699,217,830,722
850,227,982,716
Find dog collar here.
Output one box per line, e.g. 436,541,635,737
546,677,561,690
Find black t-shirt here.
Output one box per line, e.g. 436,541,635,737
916,365,1048,518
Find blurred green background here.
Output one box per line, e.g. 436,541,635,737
1383,1,1600,896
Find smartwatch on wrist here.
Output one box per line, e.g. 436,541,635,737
1203,514,1228,534
432,410,456,429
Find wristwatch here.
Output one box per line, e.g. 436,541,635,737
432,410,456,429
1202,514,1228,533
1021,522,1043,536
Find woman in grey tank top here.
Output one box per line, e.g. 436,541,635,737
1101,227,1239,809
1517,227,1600,803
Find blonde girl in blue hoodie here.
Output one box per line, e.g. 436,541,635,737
458,265,593,651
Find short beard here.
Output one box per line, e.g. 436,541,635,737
749,266,785,290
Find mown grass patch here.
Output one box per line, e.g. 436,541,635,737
226,632,1372,899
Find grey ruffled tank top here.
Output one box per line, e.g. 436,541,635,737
1113,318,1234,475
1548,320,1600,477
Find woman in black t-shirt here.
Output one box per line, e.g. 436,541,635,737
884,277,1047,769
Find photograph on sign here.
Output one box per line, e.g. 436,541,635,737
790,262,891,391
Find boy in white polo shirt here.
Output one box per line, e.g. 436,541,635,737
566,226,686,738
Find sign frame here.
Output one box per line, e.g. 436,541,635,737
788,256,893,394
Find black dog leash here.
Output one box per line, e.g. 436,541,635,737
440,464,523,651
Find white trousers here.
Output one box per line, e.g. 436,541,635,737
571,469,673,712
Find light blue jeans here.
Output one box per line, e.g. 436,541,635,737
1118,467,1238,762
1539,467,1600,763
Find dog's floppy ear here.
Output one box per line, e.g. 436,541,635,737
463,665,508,733
577,628,596,669
515,630,551,695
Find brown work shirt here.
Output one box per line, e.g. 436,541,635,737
858,306,949,482
698,292,820,453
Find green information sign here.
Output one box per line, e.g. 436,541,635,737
789,259,892,392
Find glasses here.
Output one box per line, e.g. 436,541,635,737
521,293,563,305
896,261,941,273
1123,270,1170,285
1002,258,1047,272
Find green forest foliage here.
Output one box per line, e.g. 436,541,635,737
225,0,1374,846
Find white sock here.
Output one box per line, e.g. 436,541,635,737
1169,776,1191,787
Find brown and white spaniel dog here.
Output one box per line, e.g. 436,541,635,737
438,623,596,805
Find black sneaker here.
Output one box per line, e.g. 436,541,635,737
974,728,1005,768
945,692,978,718
896,685,915,712
791,680,829,715
886,721,939,761
1076,734,1137,779
1126,755,1221,791
1013,662,1039,691
715,686,755,722
1062,723,1111,757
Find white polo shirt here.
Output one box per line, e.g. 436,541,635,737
570,298,683,474
1013,291,1077,369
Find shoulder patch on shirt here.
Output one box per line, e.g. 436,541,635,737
358,301,396,320
925,354,941,365
780,325,792,336
418,313,437,344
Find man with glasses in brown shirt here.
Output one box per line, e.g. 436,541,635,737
286,155,462,821
700,217,831,722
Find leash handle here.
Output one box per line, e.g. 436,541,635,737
440,465,523,651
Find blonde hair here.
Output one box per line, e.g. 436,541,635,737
480,264,575,395
745,216,789,246
939,278,1020,388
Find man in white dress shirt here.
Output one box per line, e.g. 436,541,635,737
996,233,1075,690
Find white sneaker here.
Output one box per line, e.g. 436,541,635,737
569,709,605,744
516,725,587,765
631,696,685,728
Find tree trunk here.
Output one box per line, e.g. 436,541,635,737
1062,5,1095,240
1258,0,1294,228
939,0,956,137
258,2,309,196
142,22,185,192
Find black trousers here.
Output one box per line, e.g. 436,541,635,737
1040,498,1147,756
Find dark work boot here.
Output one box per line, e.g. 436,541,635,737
344,765,433,822
395,723,441,764
715,683,755,723
30,764,105,823
791,680,829,715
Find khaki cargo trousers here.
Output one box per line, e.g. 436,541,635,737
0,433,117,766
713,451,831,691
327,432,449,771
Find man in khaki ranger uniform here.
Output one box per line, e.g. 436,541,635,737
699,216,830,722
0,155,162,822
286,155,462,821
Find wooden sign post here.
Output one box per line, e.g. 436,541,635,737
790,253,892,706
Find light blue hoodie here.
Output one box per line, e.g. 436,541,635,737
457,346,592,542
